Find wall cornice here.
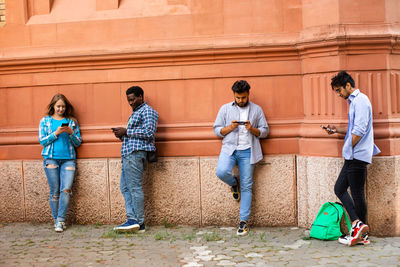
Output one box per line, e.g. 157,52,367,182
0,45,298,75
1,119,399,146
0,35,399,77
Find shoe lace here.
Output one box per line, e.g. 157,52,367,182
239,221,247,229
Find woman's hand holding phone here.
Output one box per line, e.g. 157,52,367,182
63,126,73,135
55,123,72,135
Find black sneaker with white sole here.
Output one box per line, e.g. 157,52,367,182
138,223,146,233
237,221,248,236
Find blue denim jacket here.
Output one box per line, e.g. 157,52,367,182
39,116,82,159
343,89,380,163
213,101,269,164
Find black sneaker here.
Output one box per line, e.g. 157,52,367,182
237,221,248,236
138,223,146,233
231,176,240,201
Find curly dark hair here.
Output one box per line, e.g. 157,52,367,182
232,80,250,93
331,71,355,89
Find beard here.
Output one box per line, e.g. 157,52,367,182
235,100,248,107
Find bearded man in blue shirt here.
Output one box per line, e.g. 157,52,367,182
323,71,380,247
112,86,158,233
213,80,269,236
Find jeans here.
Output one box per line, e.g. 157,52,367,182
334,159,368,222
43,158,76,223
120,151,147,224
216,148,255,222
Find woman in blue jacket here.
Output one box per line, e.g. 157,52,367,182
39,94,82,232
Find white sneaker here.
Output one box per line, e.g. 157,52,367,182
338,234,370,246
338,234,351,245
55,222,66,232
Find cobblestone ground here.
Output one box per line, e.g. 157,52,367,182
0,223,399,267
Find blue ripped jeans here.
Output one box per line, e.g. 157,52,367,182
43,158,76,223
120,151,147,224
216,148,255,222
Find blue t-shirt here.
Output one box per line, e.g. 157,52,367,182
46,118,71,159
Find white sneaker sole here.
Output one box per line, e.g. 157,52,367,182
338,237,369,246
236,231,248,236
113,225,140,232
54,222,66,232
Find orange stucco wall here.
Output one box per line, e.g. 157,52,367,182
1,0,399,160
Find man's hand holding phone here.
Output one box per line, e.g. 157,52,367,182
112,127,127,139
232,120,249,127
233,120,253,132
321,125,336,134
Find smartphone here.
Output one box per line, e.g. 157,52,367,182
61,123,69,127
320,125,332,131
237,121,246,125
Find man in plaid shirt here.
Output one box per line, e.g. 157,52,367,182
112,86,158,233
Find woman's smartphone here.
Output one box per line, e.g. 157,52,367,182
61,123,69,127
237,121,246,125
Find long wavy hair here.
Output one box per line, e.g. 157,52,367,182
46,94,76,122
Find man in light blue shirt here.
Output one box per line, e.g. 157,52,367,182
324,71,380,246
213,80,269,236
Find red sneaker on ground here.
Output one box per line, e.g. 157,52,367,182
349,221,369,247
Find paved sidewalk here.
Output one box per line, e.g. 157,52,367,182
0,223,399,267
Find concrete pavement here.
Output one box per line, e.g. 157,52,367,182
0,223,399,266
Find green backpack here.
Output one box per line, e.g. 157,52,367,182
310,202,352,240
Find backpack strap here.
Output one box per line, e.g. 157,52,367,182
335,202,352,234
343,209,352,235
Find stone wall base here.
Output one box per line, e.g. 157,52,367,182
297,156,400,237
1,155,399,236
0,155,296,228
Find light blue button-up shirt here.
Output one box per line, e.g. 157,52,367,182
342,89,380,163
213,101,269,164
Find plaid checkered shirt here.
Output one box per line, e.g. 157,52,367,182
39,115,82,159
121,102,158,157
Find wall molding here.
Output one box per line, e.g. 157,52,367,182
0,35,399,77
1,119,399,146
